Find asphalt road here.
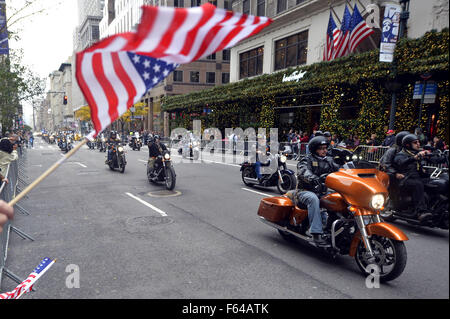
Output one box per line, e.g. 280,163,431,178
2,137,448,299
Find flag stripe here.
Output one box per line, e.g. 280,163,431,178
93,53,119,123
111,52,137,115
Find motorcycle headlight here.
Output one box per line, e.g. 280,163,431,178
280,155,287,163
346,156,350,161
352,154,358,161
164,153,170,160
118,147,124,152
370,194,385,210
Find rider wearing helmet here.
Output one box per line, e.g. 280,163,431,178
393,134,432,221
148,135,168,175
287,136,340,246
106,131,120,164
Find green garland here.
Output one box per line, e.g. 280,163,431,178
162,29,449,143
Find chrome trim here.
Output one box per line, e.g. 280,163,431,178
331,219,344,250
355,215,374,256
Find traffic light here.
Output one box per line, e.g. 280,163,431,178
63,95,68,105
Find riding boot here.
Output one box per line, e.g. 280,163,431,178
311,233,328,247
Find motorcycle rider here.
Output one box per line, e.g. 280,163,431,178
379,131,410,206
287,136,340,246
147,135,168,176
252,134,271,184
106,131,121,164
393,134,434,221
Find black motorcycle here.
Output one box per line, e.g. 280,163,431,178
381,150,449,229
98,137,107,152
87,139,96,150
107,143,127,173
241,152,296,194
59,137,72,153
147,150,176,190
129,136,143,151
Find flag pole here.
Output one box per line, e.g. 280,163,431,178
8,138,89,207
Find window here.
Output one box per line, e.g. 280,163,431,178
190,71,200,83
257,0,265,16
206,53,216,60
173,70,183,82
191,0,201,6
277,0,287,13
239,46,264,79
224,0,232,10
174,0,184,7
243,0,250,14
206,72,216,83
91,25,100,41
222,49,230,61
208,0,217,6
222,72,230,84
296,0,307,4
274,30,308,71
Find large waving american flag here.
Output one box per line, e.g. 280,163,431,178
334,5,352,58
0,257,55,299
76,4,272,136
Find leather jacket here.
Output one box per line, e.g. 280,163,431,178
297,153,340,194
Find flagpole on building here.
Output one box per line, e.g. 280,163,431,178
8,138,89,207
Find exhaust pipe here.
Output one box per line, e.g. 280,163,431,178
244,177,259,183
258,217,314,243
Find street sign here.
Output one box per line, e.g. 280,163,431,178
131,115,143,120
413,81,437,103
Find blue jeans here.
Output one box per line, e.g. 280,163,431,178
254,161,262,179
297,191,327,234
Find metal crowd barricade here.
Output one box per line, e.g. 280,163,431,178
0,146,34,289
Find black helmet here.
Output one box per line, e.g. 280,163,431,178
315,130,324,137
309,136,329,154
154,134,160,140
323,131,331,138
402,134,419,149
110,131,116,137
395,131,410,147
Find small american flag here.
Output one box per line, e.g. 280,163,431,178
323,12,339,61
76,3,272,137
0,257,55,299
334,5,352,58
348,4,373,53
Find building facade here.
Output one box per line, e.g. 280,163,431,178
230,0,449,82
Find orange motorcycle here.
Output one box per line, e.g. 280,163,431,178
257,166,409,282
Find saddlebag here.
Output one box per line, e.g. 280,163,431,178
257,197,294,222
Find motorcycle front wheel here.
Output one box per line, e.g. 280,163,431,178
355,235,407,282
277,173,295,194
165,167,176,190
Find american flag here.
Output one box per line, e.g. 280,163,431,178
76,3,272,137
334,5,352,58
323,12,339,61
348,4,373,53
0,257,55,299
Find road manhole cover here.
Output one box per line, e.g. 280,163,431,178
147,190,181,198
126,216,174,232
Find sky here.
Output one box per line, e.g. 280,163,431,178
6,0,79,127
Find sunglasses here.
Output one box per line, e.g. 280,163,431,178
412,140,420,144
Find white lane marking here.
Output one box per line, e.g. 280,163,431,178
242,188,274,197
138,159,147,163
125,192,168,217
74,162,87,168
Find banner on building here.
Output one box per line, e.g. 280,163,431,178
0,0,9,55
379,3,402,62
413,81,437,104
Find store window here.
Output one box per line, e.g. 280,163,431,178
173,70,183,82
239,46,264,79
206,72,216,84
190,71,200,83
274,30,308,71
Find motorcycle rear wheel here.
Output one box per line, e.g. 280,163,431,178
355,235,407,282
242,167,255,186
